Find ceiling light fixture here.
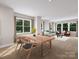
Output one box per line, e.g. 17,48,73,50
49,0,52,2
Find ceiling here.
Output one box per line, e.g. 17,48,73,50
0,0,78,20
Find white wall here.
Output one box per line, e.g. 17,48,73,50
34,17,50,35
44,20,49,31
0,4,14,48
34,16,42,34
0,17,1,41
51,22,56,32
14,12,34,20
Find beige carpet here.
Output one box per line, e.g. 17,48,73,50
0,37,78,59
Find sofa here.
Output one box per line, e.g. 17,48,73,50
64,31,70,36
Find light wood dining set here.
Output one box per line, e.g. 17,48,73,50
16,35,55,59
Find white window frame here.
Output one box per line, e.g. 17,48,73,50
16,17,32,34
56,22,77,32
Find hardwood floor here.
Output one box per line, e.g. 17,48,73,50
0,37,78,59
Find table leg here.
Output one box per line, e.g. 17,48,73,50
49,40,52,48
41,44,43,56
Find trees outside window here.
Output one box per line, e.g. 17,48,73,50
63,23,68,31
16,18,31,33
57,24,61,32
70,23,76,31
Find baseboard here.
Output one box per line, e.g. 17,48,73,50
0,43,14,48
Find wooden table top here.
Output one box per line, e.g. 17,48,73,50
21,35,55,44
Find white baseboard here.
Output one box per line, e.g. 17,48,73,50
0,43,14,48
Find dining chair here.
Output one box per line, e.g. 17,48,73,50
15,36,23,51
16,36,38,59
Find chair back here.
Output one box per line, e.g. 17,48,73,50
16,36,23,43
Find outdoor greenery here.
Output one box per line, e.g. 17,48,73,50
16,20,23,33
16,19,30,33
57,24,61,32
24,20,30,32
70,23,76,31
57,23,76,32
63,23,68,31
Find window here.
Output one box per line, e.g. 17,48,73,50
70,23,76,31
24,20,30,32
63,23,68,31
16,18,31,33
57,24,61,32
16,20,23,33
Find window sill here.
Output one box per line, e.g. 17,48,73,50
16,32,32,35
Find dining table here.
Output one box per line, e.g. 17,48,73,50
21,35,55,56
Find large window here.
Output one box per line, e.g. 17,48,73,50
16,20,23,33
57,24,61,32
24,20,30,32
63,23,68,31
70,23,76,31
16,18,31,33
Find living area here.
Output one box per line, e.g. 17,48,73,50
0,0,78,59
